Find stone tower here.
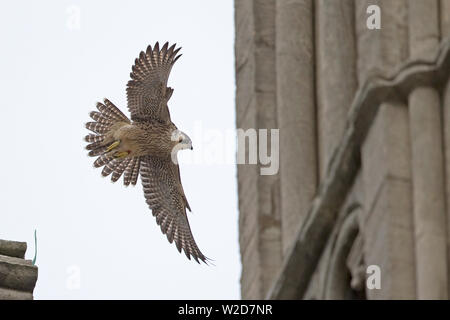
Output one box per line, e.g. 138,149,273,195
235,0,450,299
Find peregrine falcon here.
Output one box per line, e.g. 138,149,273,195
84,42,209,264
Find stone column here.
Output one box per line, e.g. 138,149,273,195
441,0,450,300
253,0,282,297
235,0,261,299
276,0,317,256
357,0,415,299
362,102,416,299
315,0,357,181
408,0,448,299
235,0,282,299
355,0,408,83
444,77,450,300
442,0,450,41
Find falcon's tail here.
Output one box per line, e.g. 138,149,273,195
84,98,141,186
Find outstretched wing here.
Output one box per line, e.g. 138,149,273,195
126,42,181,123
140,155,208,264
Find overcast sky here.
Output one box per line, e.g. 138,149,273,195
0,0,239,299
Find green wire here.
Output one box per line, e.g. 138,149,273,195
32,229,37,266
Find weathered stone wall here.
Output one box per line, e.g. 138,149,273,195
236,0,450,299
235,0,282,298
0,239,38,300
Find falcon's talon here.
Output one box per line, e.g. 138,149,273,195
113,151,130,159
106,140,121,152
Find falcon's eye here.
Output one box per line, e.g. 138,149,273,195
178,137,183,143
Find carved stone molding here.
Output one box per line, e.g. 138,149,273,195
267,39,450,300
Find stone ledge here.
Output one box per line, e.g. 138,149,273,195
267,38,450,300
0,287,33,300
0,255,38,293
0,240,26,259
0,254,33,266
0,240,38,300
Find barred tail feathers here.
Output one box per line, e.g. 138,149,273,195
84,99,140,185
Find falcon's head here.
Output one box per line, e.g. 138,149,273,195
171,129,193,151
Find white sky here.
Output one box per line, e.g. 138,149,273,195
0,0,239,299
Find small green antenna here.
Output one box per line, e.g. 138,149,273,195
32,229,37,266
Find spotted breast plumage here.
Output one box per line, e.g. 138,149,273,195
84,42,209,264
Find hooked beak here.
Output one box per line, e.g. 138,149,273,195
190,146,193,150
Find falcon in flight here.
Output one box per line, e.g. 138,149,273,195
84,42,209,264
